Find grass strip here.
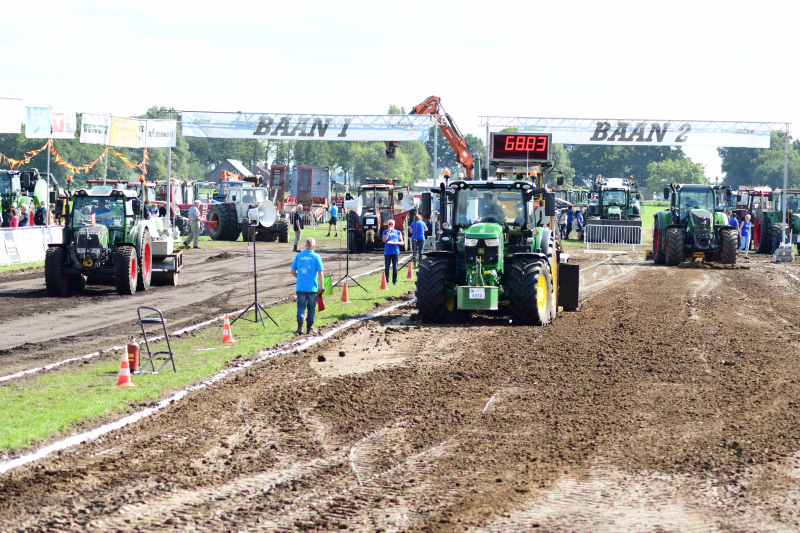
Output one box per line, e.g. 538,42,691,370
0,269,416,454
0,261,45,274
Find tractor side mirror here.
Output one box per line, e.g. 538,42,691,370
544,192,556,217
420,192,432,218
663,187,670,200
727,190,733,205
556,172,564,186
132,199,141,215
481,169,488,180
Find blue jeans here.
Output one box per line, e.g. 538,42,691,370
414,239,425,263
384,254,398,284
738,233,750,252
296,291,317,322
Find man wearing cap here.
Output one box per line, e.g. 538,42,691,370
183,200,206,249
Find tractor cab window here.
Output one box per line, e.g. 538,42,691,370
361,188,387,210
786,194,800,211
454,189,527,227
0,173,11,195
72,196,126,229
679,187,715,220
602,190,626,206
241,189,267,205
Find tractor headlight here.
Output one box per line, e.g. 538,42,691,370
77,247,86,254
465,238,478,247
441,223,450,230
484,238,500,247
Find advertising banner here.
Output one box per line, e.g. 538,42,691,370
517,118,772,149
79,113,111,145
182,112,432,142
25,107,52,138
109,117,140,148
50,108,77,139
0,97,23,134
143,119,177,148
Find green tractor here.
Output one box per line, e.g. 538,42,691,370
45,187,183,296
757,189,800,254
652,183,738,266
0,170,23,225
415,174,579,326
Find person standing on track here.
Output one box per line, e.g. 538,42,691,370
738,213,752,258
410,214,427,265
565,208,574,239
291,237,325,336
293,204,304,252
326,203,338,237
183,200,206,249
576,208,585,241
382,219,404,285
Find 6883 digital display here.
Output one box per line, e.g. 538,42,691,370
490,133,552,163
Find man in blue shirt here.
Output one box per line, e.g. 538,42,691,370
326,203,339,237
565,208,574,239
94,199,113,226
291,237,325,335
410,214,427,265
727,211,738,228
576,208,585,241
382,219,404,285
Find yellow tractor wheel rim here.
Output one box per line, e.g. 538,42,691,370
536,275,547,310
82,258,94,268
445,295,456,312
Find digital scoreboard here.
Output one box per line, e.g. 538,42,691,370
490,133,552,164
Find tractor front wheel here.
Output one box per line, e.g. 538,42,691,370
653,227,665,264
44,247,69,297
415,256,459,323
665,227,683,266
115,246,138,295
137,229,152,292
720,227,738,263
509,259,553,326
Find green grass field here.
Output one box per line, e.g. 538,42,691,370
0,261,45,274
0,269,416,454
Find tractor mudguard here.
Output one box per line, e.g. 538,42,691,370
512,252,548,263
424,250,456,259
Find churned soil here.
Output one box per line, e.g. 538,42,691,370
1,254,800,532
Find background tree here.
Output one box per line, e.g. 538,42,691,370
645,158,708,192
567,145,685,187
718,132,800,189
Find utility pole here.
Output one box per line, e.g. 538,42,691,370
433,125,438,185
783,124,789,245
166,109,173,230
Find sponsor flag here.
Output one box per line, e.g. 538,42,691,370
182,112,432,142
50,108,77,139
80,114,111,145
109,117,140,148
0,97,23,134
143,119,177,148
25,107,52,138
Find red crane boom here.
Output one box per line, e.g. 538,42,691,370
409,96,475,180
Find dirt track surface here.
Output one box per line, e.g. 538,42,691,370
0,239,383,377
2,254,800,532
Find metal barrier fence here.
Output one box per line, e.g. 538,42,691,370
584,224,642,251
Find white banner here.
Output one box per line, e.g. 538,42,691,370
25,107,52,138
142,119,177,148
50,108,77,139
0,97,23,134
517,118,772,148
80,114,111,145
182,112,432,141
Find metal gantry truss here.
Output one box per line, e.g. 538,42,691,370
478,116,789,134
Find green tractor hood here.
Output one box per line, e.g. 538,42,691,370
465,222,503,239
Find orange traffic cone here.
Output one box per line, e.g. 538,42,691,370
341,281,351,304
222,314,237,344
115,351,136,387
380,272,388,290
406,262,414,281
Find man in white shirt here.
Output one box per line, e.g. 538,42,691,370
183,200,206,249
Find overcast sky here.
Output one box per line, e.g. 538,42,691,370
3,0,798,178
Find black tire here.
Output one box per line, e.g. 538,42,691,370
509,259,552,326
137,230,152,292
538,231,557,322
415,256,459,323
114,246,138,295
66,274,86,293
653,227,665,264
347,212,366,253
208,206,239,241
242,221,254,243
44,247,69,297
720,227,737,264
772,224,784,251
665,227,683,266
264,231,278,242
755,214,773,254
278,223,289,243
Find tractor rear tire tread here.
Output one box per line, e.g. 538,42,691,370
114,246,138,296
720,227,738,264
415,256,459,324
44,247,69,297
137,230,152,292
653,228,665,264
665,227,683,266
509,259,552,326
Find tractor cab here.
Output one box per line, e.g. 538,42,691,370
0,170,22,226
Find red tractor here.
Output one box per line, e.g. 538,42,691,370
347,178,413,253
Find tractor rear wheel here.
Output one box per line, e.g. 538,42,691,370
416,256,459,323
208,206,240,241
665,227,683,266
45,247,69,297
756,214,773,254
115,246,138,295
137,230,152,292
278,223,289,243
347,211,366,253
509,259,552,326
653,227,665,264
720,227,738,263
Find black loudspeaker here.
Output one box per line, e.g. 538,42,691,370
558,263,580,310
544,192,556,216
420,192,432,218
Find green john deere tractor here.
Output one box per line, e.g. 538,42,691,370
652,183,738,266
45,187,183,296
757,189,800,254
416,176,580,326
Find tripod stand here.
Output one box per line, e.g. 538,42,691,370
332,227,367,292
232,221,278,329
